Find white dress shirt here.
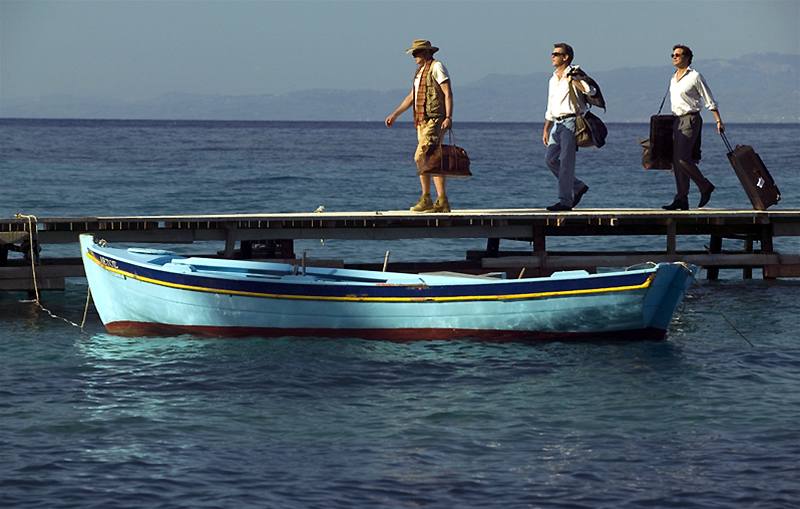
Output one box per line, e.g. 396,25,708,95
545,65,597,121
670,67,718,115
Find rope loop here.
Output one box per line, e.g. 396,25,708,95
13,213,93,331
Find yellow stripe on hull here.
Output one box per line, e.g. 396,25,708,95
86,250,653,303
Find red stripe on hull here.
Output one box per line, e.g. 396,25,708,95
105,321,667,342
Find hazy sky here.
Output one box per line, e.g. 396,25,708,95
1,0,798,101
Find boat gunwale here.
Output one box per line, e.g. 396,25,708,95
84,244,659,303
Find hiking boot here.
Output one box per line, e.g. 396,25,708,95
410,194,434,212
430,195,451,213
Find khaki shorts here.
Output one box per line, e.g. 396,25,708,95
413,118,444,171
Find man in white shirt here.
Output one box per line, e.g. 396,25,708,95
386,40,454,213
542,43,595,211
662,44,725,210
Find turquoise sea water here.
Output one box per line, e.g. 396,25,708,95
1,120,799,508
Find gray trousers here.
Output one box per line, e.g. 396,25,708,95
545,118,586,206
672,113,711,200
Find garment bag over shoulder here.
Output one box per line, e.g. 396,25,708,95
567,78,607,148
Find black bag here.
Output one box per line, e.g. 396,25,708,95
584,111,608,148
641,84,701,169
721,132,780,210
642,114,676,169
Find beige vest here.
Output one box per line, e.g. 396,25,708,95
413,60,445,122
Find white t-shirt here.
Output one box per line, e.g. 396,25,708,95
414,60,450,99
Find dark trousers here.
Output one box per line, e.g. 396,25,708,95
672,113,712,200
545,118,586,206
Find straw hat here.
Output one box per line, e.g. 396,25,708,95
405,39,439,54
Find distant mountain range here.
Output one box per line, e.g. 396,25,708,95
2,53,798,122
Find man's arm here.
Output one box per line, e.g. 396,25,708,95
542,119,553,146
385,90,414,127
696,74,725,133
440,80,453,130
711,109,725,134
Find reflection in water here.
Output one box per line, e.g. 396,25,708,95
73,334,229,467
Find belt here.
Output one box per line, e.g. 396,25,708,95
554,113,577,121
679,111,701,117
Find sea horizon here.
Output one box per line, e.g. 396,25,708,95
3,117,800,126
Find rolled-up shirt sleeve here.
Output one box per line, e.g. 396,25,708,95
696,73,718,111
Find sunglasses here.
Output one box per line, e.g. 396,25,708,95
551,52,567,57
671,53,685,58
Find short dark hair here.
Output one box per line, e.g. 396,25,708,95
673,44,693,64
554,43,574,63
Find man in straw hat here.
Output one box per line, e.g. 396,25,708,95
385,39,454,213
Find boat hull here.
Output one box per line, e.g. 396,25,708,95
80,235,695,341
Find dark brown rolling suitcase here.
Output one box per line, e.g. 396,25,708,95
721,132,780,211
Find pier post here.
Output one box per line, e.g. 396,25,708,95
486,238,500,257
279,239,295,260
666,220,677,255
240,240,253,259
743,238,753,279
223,225,237,258
707,234,723,280
533,226,547,274
761,225,775,280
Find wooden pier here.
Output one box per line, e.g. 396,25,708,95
2,208,799,292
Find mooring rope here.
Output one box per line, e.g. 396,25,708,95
14,213,92,331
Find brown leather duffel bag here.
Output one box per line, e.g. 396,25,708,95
417,132,472,178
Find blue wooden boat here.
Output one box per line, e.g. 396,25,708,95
79,234,696,341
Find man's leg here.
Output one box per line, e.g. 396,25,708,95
673,115,710,199
433,175,446,197
411,126,434,211
545,123,561,177
557,121,578,206
544,122,575,207
419,174,431,195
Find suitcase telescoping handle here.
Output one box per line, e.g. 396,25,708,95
720,131,734,154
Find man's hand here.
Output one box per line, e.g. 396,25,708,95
542,120,553,146
442,118,452,131
385,114,397,128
